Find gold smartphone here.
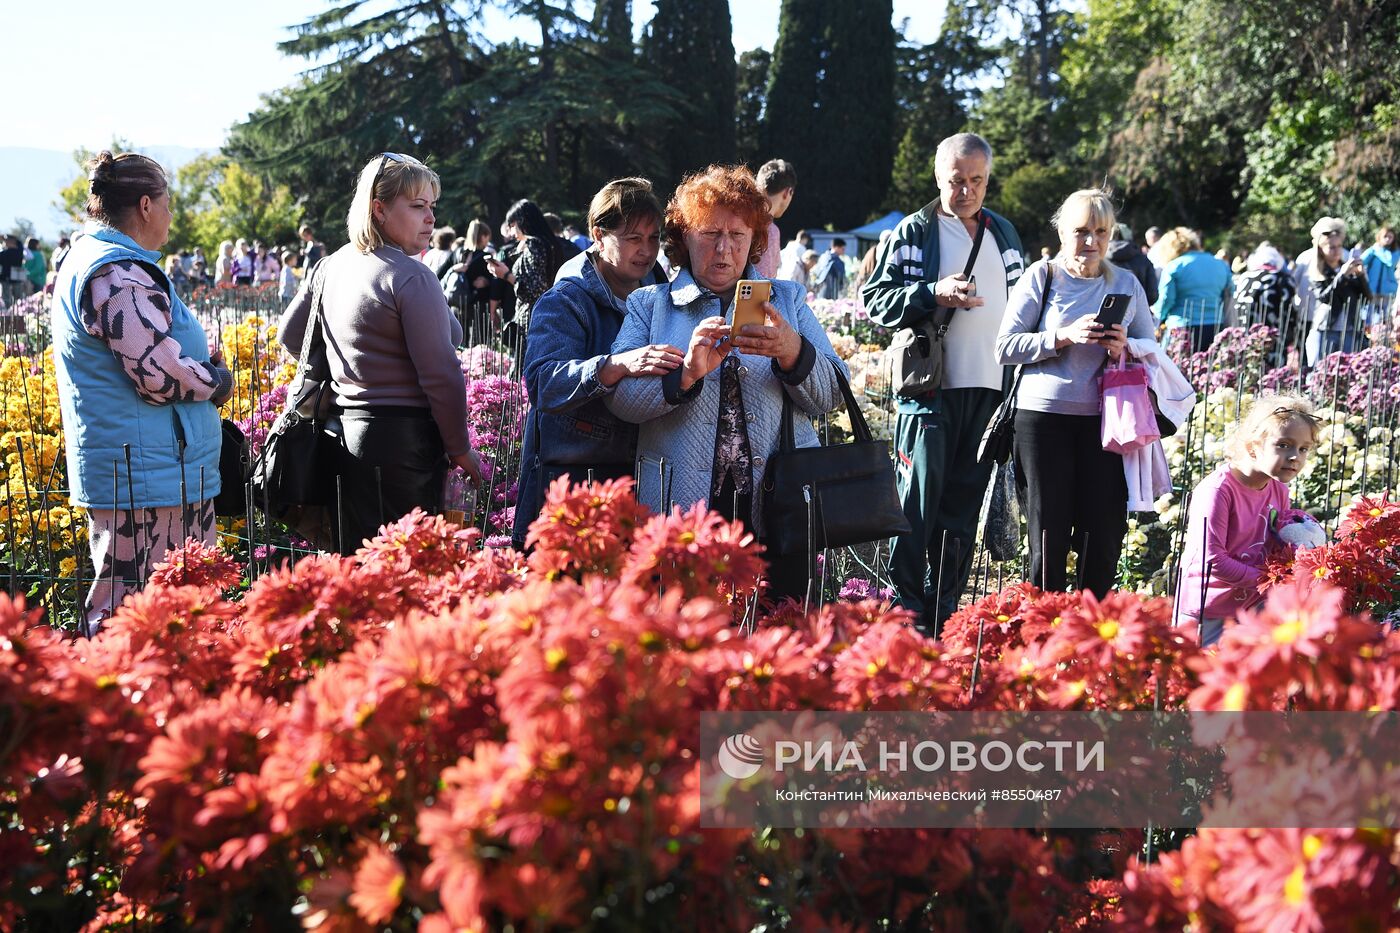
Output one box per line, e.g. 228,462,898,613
732,279,772,333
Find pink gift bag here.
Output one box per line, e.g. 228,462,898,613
1100,357,1160,454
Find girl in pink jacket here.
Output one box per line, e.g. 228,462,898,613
1176,396,1321,646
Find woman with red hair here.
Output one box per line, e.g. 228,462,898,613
607,164,848,602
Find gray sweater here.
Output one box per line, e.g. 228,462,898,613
995,257,1156,416
278,243,470,455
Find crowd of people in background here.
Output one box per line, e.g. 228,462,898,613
36,138,1400,643
1135,218,1397,364
0,235,54,306
0,222,330,311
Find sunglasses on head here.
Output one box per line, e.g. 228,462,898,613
1273,406,1321,426
370,152,417,195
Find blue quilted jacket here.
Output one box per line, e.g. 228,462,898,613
606,266,848,534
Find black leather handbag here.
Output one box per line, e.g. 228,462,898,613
246,268,339,548
761,365,911,555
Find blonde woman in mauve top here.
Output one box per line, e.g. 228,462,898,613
277,153,483,554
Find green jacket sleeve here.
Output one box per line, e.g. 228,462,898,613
860,216,937,329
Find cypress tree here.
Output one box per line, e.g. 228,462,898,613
642,0,736,192
760,0,896,230
592,0,633,52
759,0,824,202
734,48,772,168
815,0,896,228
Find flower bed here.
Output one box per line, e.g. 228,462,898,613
1,314,525,629
3,480,1399,930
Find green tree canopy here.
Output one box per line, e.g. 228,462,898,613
227,0,683,243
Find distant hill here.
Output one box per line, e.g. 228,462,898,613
1,146,211,242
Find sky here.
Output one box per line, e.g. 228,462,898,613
4,0,944,153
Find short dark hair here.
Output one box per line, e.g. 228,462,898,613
832,238,846,248
433,226,457,249
543,212,565,235
756,159,797,196
588,177,664,236
796,229,811,245
26,237,39,250
84,150,168,227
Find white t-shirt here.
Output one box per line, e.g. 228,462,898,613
777,239,806,281
937,212,1008,391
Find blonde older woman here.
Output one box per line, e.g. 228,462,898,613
606,164,847,601
278,153,482,553
213,239,235,286
1152,226,1234,351
995,188,1158,596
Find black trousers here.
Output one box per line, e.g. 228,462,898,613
334,407,446,554
1012,409,1126,597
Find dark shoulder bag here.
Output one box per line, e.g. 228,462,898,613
212,419,248,517
978,262,1054,466
246,267,339,549
889,210,988,398
761,365,912,555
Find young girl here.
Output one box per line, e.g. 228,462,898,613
1176,395,1321,646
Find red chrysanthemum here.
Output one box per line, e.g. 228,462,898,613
146,537,244,592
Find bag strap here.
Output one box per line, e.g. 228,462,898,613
293,264,328,377
1005,261,1055,404
926,210,988,332
778,361,871,453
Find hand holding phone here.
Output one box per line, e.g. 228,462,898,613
1094,293,1130,333
731,279,772,333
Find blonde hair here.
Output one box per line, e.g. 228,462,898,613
1226,395,1322,463
346,153,442,253
1053,187,1119,282
1149,227,1198,267
465,219,491,249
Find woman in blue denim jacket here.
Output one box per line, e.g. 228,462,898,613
607,165,847,601
512,178,683,547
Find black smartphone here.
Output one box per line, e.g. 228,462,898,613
1094,293,1131,330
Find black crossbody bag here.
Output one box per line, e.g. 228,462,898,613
978,262,1054,465
246,267,339,549
888,209,988,398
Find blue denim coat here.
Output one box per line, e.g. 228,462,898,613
513,253,641,545
606,266,848,535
